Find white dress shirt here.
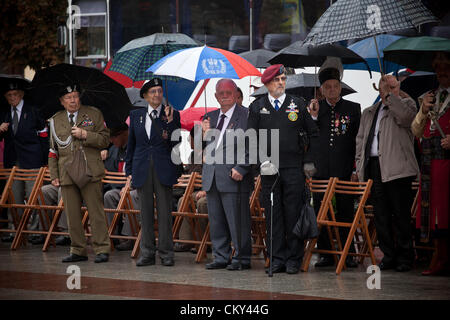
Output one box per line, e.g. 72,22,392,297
11,99,24,120
67,110,79,126
370,104,387,157
146,104,162,138
268,93,286,110
215,104,236,148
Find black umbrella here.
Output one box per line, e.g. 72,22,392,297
239,49,276,68
268,42,371,74
251,73,357,101
29,63,133,127
399,71,438,107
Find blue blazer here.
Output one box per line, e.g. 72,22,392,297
0,101,48,169
125,107,181,188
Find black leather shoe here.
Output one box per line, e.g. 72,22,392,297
161,257,175,266
1,235,14,243
55,236,71,246
265,264,286,274
62,254,88,263
378,261,395,270
115,240,134,251
395,264,412,272
94,253,109,263
205,261,228,269
345,257,358,268
136,256,155,267
226,262,251,271
286,265,300,274
314,256,334,267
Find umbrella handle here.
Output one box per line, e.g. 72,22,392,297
372,83,379,91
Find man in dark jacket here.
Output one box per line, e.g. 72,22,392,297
247,64,319,274
308,57,361,268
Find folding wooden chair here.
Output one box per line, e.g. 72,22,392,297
106,174,141,257
301,178,336,272
303,178,376,274
0,166,45,249
0,167,14,229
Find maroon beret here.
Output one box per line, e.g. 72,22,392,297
261,64,285,84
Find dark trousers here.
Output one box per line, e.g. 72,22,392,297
313,182,355,256
368,157,414,266
260,167,305,268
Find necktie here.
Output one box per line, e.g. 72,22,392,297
69,113,75,127
216,114,226,131
150,110,158,120
274,99,280,111
12,106,19,135
439,90,448,105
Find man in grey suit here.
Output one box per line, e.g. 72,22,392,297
201,79,253,271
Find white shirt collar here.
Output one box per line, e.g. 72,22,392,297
11,99,24,112
219,104,236,118
67,110,79,123
147,104,162,117
268,93,286,107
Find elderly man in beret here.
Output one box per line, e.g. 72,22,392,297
48,83,111,263
247,64,319,274
308,57,361,268
0,78,49,242
125,78,181,267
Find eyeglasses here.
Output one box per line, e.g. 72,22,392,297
148,88,163,95
272,76,287,83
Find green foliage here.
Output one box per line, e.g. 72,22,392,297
0,0,67,72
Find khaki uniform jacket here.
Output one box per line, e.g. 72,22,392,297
48,105,110,185
355,95,419,183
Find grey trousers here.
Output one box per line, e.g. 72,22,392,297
137,158,174,259
103,188,140,236
11,178,38,231
40,184,68,231
206,178,252,265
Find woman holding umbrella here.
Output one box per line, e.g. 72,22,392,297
412,52,450,276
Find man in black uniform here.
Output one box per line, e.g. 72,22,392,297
308,57,361,268
247,64,319,274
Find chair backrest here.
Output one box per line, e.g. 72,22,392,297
332,179,373,213
102,170,127,185
307,178,335,218
0,166,45,206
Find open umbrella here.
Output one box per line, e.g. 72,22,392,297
384,36,450,72
239,49,276,68
344,34,404,74
29,63,133,128
103,59,145,88
303,0,438,74
251,73,356,101
108,33,199,82
399,70,438,106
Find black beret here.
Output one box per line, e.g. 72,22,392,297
59,83,81,98
318,68,340,86
109,123,129,137
2,78,29,94
140,78,163,98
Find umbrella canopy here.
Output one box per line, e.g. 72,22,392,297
239,49,276,68
344,34,404,73
180,107,218,131
303,0,438,46
251,73,356,100
104,59,145,88
268,42,371,73
146,45,262,81
400,71,438,105
108,33,199,81
383,36,450,72
29,63,133,127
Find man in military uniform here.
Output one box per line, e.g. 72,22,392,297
247,64,319,274
308,57,361,268
48,84,111,263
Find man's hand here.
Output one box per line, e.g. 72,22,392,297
119,186,127,196
71,127,86,139
51,178,60,187
201,117,210,135
164,105,174,123
303,163,317,179
100,150,108,161
308,99,319,118
0,122,9,133
442,134,450,150
195,190,206,201
351,172,359,182
421,91,435,115
379,75,400,101
230,168,243,181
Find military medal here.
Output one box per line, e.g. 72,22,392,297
286,100,299,113
140,116,143,123
288,112,298,121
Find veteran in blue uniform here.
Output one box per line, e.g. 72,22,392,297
308,57,361,268
247,64,319,274
125,78,181,267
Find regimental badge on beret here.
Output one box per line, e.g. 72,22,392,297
261,64,285,84
59,83,80,97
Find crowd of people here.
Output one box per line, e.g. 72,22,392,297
0,50,449,277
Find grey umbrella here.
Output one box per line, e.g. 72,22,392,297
251,73,356,100
239,49,276,68
303,0,438,46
